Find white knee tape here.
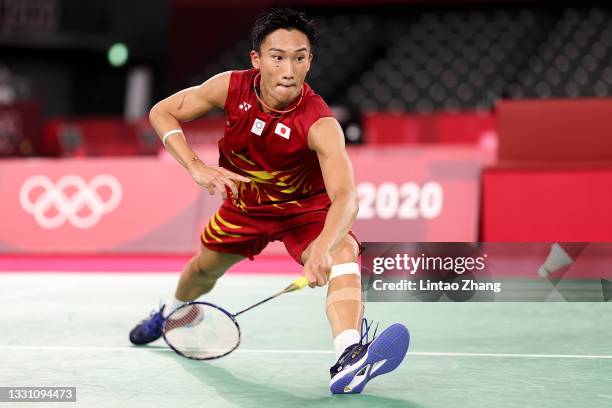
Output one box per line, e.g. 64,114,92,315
329,262,360,280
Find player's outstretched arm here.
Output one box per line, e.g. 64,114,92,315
303,117,359,287
149,72,250,197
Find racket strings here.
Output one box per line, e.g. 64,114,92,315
162,277,307,360
163,303,240,360
164,304,203,331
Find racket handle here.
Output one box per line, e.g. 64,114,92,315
286,276,309,292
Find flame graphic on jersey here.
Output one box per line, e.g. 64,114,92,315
228,151,312,212
202,210,243,244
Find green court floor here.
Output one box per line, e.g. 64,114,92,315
1,272,611,407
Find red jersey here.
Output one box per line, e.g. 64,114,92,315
220,69,333,215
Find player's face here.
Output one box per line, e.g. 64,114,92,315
250,29,312,108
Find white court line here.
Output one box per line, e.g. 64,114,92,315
1,345,611,359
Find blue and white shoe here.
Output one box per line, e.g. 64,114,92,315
329,319,410,394
129,305,166,345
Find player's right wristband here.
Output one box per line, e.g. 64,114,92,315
162,129,184,146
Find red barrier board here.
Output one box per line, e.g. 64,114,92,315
481,166,612,241
350,146,491,241
0,157,220,253
363,112,496,145
0,146,489,254
496,98,612,162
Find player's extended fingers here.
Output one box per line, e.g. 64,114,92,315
215,173,239,196
322,269,330,286
304,268,317,288
211,179,226,196
203,183,215,195
316,266,328,287
218,168,251,183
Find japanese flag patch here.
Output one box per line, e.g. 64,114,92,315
274,123,291,140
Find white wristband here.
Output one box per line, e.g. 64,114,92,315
162,129,184,146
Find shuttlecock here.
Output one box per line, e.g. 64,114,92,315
537,243,574,277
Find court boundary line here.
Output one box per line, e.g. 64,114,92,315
1,345,611,359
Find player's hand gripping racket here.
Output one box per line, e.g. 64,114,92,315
162,276,309,360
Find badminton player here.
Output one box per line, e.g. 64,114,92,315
129,8,409,394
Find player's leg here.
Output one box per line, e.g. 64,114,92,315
293,228,409,394
280,212,409,394
171,247,244,308
323,236,410,394
323,235,409,394
130,204,269,346
129,247,243,345
319,235,363,355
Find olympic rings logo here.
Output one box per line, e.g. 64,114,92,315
19,175,122,229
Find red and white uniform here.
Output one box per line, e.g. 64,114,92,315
201,69,353,263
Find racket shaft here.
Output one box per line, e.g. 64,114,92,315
233,276,309,317
234,291,284,317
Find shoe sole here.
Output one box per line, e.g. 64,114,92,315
330,323,410,394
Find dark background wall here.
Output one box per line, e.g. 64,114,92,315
0,0,587,118
1,0,168,118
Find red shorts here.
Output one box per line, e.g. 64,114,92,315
201,202,359,264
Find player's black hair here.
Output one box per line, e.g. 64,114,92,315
251,8,318,53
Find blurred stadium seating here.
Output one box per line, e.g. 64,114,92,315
3,4,612,155
5,4,612,155
196,7,612,113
